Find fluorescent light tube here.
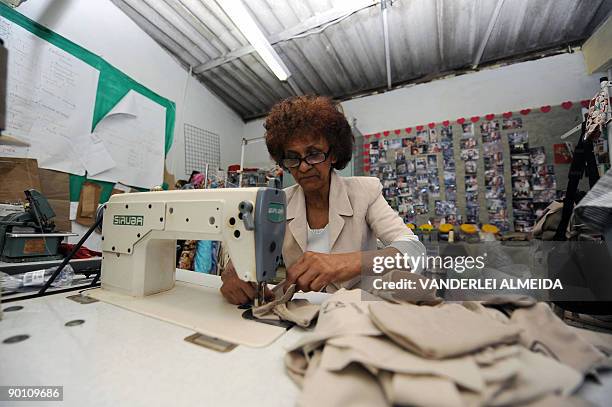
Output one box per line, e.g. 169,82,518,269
217,0,291,81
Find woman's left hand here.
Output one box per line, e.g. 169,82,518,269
286,251,360,292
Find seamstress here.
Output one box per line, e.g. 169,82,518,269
220,95,425,304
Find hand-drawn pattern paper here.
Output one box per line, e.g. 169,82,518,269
88,90,166,188
74,133,116,176
0,16,99,175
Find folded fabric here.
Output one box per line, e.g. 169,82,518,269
322,335,484,392
480,294,537,308
289,289,382,354
253,282,295,315
369,302,522,358
476,354,522,384
510,303,606,373
252,283,319,328
462,301,512,324
519,395,597,407
284,288,594,407
485,349,583,406
458,349,582,407
385,373,464,407
568,325,612,355
297,346,388,407
284,349,310,387
472,345,522,368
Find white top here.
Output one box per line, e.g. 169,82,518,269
306,224,330,254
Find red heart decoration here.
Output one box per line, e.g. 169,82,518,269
502,112,512,118
580,99,590,108
416,125,424,131
540,105,551,113
394,129,401,135
520,109,531,115
428,122,436,129
363,143,370,149
383,131,390,137
442,120,450,127
485,114,495,121
363,158,370,164
470,116,480,123
405,128,412,134
364,165,370,172
364,134,371,139
561,101,573,110
457,118,466,125
375,133,381,138
362,151,369,156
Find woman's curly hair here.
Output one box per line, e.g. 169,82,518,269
264,95,354,170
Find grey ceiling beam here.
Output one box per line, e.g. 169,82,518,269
111,0,200,66
162,0,226,57
121,0,209,62
286,77,304,96
192,0,379,75
472,0,506,68
381,0,392,89
435,0,444,66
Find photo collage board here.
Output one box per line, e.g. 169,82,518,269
362,106,585,232
368,125,456,226
505,119,558,232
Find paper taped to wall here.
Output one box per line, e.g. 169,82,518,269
86,90,166,188
74,133,116,176
0,16,99,175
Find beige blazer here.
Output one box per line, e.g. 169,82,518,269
282,171,422,288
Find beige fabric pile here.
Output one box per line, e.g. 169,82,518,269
253,283,320,328
283,283,612,407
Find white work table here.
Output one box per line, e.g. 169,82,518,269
1,272,611,407
0,272,323,407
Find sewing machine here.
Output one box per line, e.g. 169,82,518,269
0,190,75,262
98,187,286,306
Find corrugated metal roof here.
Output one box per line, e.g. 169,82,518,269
111,0,612,120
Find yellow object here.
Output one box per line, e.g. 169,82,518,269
419,224,434,231
406,223,416,230
439,223,453,233
582,14,612,74
460,224,478,234
482,224,499,234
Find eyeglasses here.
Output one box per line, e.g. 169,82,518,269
281,150,329,169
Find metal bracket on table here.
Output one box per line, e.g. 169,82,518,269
66,294,99,304
184,332,237,352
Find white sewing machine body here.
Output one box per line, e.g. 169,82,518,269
100,187,286,297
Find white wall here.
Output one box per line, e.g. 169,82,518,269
243,51,600,166
342,52,600,135
16,0,245,180
243,119,271,168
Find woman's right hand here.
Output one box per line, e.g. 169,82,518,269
220,260,274,305
220,260,257,305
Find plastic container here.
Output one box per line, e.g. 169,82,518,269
0,264,74,292
438,223,454,241
459,224,480,243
